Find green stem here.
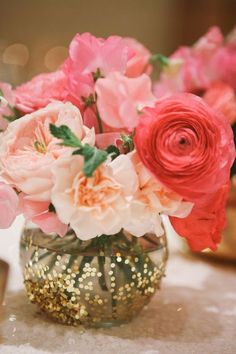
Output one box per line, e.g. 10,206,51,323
98,256,108,291
96,111,104,134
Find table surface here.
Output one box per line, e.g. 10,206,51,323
0,217,236,354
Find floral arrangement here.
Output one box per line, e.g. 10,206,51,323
0,31,235,252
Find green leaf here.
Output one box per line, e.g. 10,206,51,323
92,68,103,82
120,133,134,153
149,53,169,67
82,144,108,177
106,145,120,160
49,124,82,148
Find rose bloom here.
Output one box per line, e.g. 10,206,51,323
124,37,152,78
14,71,69,113
203,81,236,124
0,82,16,130
170,183,230,251
95,72,156,130
51,154,138,239
0,182,19,228
0,102,95,201
134,94,235,202
123,152,193,237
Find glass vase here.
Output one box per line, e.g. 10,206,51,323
20,225,168,327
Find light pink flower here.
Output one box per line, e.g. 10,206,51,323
0,83,16,130
203,81,236,124
95,72,156,130
210,47,236,91
14,71,69,113
19,194,67,236
0,182,19,229
124,37,152,77
0,102,95,201
51,154,138,239
123,152,193,236
63,32,134,103
154,26,224,98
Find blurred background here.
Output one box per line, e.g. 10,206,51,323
0,0,236,86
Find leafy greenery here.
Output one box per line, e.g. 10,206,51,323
149,53,169,67
120,132,134,152
49,124,109,177
106,145,120,160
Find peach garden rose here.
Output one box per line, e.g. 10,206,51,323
51,154,138,240
0,101,95,201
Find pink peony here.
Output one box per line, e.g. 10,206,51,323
14,71,69,113
0,182,19,228
95,72,156,130
203,81,236,124
19,194,67,236
0,102,95,201
0,82,16,130
124,37,152,77
170,184,230,251
134,94,235,202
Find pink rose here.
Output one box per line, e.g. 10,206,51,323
0,102,95,201
170,184,230,251
0,182,19,228
134,94,235,202
14,71,69,113
124,37,152,77
19,194,67,236
0,82,16,130
63,32,134,104
95,72,156,130
203,81,236,124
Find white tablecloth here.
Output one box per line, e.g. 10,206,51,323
0,217,236,354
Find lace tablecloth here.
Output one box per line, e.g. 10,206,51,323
0,217,236,354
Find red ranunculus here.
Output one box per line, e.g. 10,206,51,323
134,94,235,203
169,183,230,251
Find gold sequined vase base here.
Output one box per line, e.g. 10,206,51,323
20,226,168,327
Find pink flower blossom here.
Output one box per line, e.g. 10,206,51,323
63,32,134,104
0,102,95,201
154,26,224,98
170,183,230,251
95,72,156,130
14,71,69,113
19,194,67,236
210,46,236,91
0,182,19,228
124,37,152,77
123,152,193,236
203,81,236,124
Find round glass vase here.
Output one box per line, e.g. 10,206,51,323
20,225,168,327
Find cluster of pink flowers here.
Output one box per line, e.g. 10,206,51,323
154,26,236,125
0,31,235,251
